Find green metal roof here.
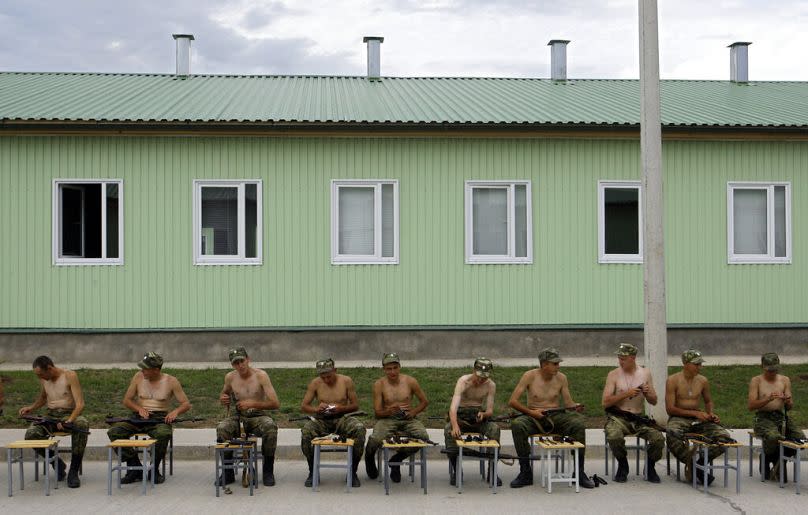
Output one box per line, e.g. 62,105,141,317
1,72,808,128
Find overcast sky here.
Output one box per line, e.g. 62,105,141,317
1,1,807,80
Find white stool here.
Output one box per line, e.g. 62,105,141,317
778,439,808,494
214,439,258,496
108,439,156,495
537,439,585,493
689,438,742,494
7,439,60,497
381,440,428,495
455,435,500,494
311,436,354,493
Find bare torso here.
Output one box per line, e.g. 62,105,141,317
525,370,564,410
378,375,415,411
752,374,789,412
669,371,707,412
42,370,75,410
312,374,352,406
456,374,495,408
136,373,174,412
229,368,269,403
611,367,650,413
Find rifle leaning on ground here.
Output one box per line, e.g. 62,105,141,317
491,404,585,422
104,415,206,426
288,410,367,422
21,414,91,434
604,406,666,433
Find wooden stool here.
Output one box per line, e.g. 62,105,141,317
6,439,60,497
604,433,648,480
536,439,585,493
455,435,500,494
689,438,742,494
132,432,173,476
529,434,564,476
382,440,429,495
311,436,355,492
214,439,258,497
778,440,808,494
108,439,156,495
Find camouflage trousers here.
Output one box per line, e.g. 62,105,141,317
25,409,89,457
604,413,665,462
754,410,804,459
443,407,501,457
107,411,172,463
301,415,366,463
217,411,278,459
366,417,430,459
666,416,729,463
511,411,586,458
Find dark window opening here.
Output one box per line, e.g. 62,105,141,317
604,188,639,255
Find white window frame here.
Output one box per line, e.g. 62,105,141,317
727,181,791,264
193,179,263,265
464,180,533,264
52,179,124,266
331,179,399,265
598,180,643,264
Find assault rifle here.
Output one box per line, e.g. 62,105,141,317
105,415,206,426
385,433,440,446
605,407,666,433
684,420,737,445
289,410,366,422
491,404,585,422
21,414,91,434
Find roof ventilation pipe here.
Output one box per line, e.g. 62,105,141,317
547,39,570,81
172,34,195,77
729,41,751,83
363,36,384,80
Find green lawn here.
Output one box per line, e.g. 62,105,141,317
2,364,807,429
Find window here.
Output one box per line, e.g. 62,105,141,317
52,179,123,265
331,180,398,264
464,180,532,264
598,181,642,263
727,182,790,264
193,180,262,265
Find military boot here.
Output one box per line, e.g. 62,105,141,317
389,452,408,483
350,455,361,487
67,455,82,488
52,457,67,481
576,449,595,489
215,451,236,485
120,458,144,484
448,455,458,486
646,459,661,483
304,456,314,487
263,456,275,486
509,459,533,488
614,456,629,483
365,447,378,479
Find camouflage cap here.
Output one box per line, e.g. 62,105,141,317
316,358,335,375
681,349,705,365
538,347,563,364
761,352,780,371
382,352,400,366
228,347,248,364
615,343,638,356
138,351,164,369
473,357,493,378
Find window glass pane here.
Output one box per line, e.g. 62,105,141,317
472,188,508,255
61,186,84,257
604,187,639,254
382,184,394,258
245,183,258,259
201,186,238,255
339,187,374,255
514,185,528,257
774,186,786,257
105,183,119,259
733,189,767,255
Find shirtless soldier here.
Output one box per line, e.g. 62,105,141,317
107,352,192,484
508,348,594,489
300,358,366,487
665,349,730,483
364,353,430,482
602,343,664,483
19,355,89,488
444,357,500,486
216,347,280,487
748,352,802,480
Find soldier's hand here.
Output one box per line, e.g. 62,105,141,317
137,407,150,419
709,413,721,424
476,411,485,422
18,406,32,416
236,400,254,411
573,403,585,413
532,409,546,419
626,387,643,399
696,411,712,422
219,393,231,406
451,425,462,439
165,412,177,423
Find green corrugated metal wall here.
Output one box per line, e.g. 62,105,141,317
0,135,805,330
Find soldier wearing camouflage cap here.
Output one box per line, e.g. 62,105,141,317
748,352,801,480
444,358,501,486
665,349,730,484
507,348,594,489
299,358,366,487
107,352,191,485
215,347,280,487
602,343,664,483
364,353,430,482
